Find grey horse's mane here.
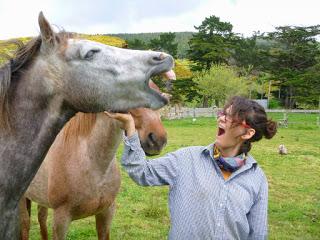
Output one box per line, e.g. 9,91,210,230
0,32,72,129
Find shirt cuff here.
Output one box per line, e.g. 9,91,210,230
123,131,140,150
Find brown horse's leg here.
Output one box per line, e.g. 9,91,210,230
95,202,116,240
37,205,49,240
52,207,71,240
19,198,31,240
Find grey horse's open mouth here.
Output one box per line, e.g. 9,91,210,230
154,69,175,97
148,68,176,104
110,55,176,113
108,70,175,114
146,53,176,102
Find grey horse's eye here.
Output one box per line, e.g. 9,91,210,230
84,49,101,60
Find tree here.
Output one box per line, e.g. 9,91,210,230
187,15,237,71
126,38,149,50
298,59,320,108
148,32,178,58
110,32,193,58
193,64,248,107
260,25,320,108
231,33,271,72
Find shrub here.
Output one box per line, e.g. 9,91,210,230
268,99,282,109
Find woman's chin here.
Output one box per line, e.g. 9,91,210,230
215,134,225,144
215,138,232,150
214,140,222,148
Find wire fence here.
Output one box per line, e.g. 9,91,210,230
160,106,320,128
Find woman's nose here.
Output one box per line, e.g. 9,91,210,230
217,113,225,122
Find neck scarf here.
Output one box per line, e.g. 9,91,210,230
213,144,246,173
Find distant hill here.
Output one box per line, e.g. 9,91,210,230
109,32,194,58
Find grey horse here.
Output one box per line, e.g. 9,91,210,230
0,12,174,239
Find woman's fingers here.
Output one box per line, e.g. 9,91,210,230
104,111,135,131
104,111,120,119
104,111,130,121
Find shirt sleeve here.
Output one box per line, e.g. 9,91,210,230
121,131,181,186
247,175,268,240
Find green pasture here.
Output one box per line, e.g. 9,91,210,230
28,113,320,239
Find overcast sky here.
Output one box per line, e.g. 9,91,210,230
0,0,319,40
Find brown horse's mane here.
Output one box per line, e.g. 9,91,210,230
0,32,72,130
62,112,97,145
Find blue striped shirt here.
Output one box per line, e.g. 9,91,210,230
122,132,268,240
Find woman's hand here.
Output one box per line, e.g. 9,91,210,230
104,111,136,137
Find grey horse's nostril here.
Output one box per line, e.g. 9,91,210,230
159,53,166,60
152,53,168,62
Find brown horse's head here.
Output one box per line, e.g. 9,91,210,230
130,108,167,156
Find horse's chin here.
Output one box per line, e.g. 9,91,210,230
144,151,161,157
140,140,166,156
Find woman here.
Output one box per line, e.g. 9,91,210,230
106,96,277,240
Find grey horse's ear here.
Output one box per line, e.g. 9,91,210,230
38,11,56,50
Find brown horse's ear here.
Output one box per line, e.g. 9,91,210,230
38,11,56,50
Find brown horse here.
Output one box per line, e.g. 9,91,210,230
20,107,167,240
0,12,174,239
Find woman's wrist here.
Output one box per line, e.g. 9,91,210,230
124,122,136,137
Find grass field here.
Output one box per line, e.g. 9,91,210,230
28,113,320,239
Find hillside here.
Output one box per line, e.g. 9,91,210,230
110,32,194,58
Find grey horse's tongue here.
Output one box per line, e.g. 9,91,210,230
149,80,161,91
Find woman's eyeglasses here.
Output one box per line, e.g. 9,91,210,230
217,110,233,122
216,110,251,128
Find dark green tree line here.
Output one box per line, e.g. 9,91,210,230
186,15,320,108
259,25,320,108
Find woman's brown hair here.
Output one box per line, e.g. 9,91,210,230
223,96,277,153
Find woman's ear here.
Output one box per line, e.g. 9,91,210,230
241,128,255,140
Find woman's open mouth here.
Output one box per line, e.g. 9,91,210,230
217,127,225,136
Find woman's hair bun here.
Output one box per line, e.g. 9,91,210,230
264,119,277,139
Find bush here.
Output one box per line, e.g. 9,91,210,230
268,99,282,109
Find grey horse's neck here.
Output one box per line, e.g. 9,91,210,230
0,74,75,239
86,113,123,172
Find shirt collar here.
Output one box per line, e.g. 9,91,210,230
202,143,257,168
202,143,214,157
